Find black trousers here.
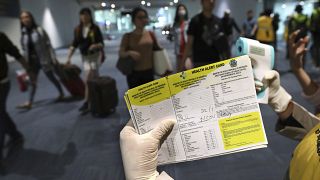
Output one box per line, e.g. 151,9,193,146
28,55,63,103
126,69,154,89
0,82,20,160
193,62,211,68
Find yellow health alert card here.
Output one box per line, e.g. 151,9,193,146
125,55,268,165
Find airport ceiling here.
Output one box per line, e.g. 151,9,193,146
78,0,185,9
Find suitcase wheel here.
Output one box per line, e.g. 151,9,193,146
91,108,116,118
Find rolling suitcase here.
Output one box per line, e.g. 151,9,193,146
88,76,118,117
55,64,85,98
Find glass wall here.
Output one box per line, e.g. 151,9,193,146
93,7,175,36
94,10,121,34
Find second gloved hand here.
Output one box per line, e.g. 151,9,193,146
120,119,176,180
262,70,292,113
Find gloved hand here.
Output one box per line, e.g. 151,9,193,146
262,70,292,113
120,119,176,180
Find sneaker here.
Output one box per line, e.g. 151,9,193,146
78,102,88,112
16,102,32,110
54,94,65,103
80,108,90,116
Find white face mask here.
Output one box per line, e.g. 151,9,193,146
178,10,186,16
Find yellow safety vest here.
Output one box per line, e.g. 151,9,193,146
289,123,320,180
291,13,308,31
256,16,274,42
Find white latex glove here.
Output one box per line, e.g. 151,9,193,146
262,70,292,113
120,119,176,180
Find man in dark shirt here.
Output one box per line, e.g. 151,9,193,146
222,10,241,36
180,0,229,71
221,10,241,57
0,32,31,174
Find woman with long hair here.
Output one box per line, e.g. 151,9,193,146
119,7,161,89
66,8,104,114
172,4,189,72
18,11,64,109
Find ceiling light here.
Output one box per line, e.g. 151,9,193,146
101,2,106,7
141,0,146,5
164,6,169,10
173,0,178,3
111,3,116,8
170,2,174,6
147,2,151,7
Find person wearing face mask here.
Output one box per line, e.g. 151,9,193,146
181,0,229,72
171,4,189,72
119,7,161,89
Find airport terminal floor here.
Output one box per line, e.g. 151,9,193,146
1,34,318,180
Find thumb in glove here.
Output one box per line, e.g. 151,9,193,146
262,70,292,113
120,119,176,180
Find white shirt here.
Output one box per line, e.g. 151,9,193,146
82,24,91,38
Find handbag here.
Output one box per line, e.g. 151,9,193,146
116,56,134,75
16,70,30,92
116,33,135,75
100,49,106,64
149,32,173,76
153,50,172,76
185,57,193,70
